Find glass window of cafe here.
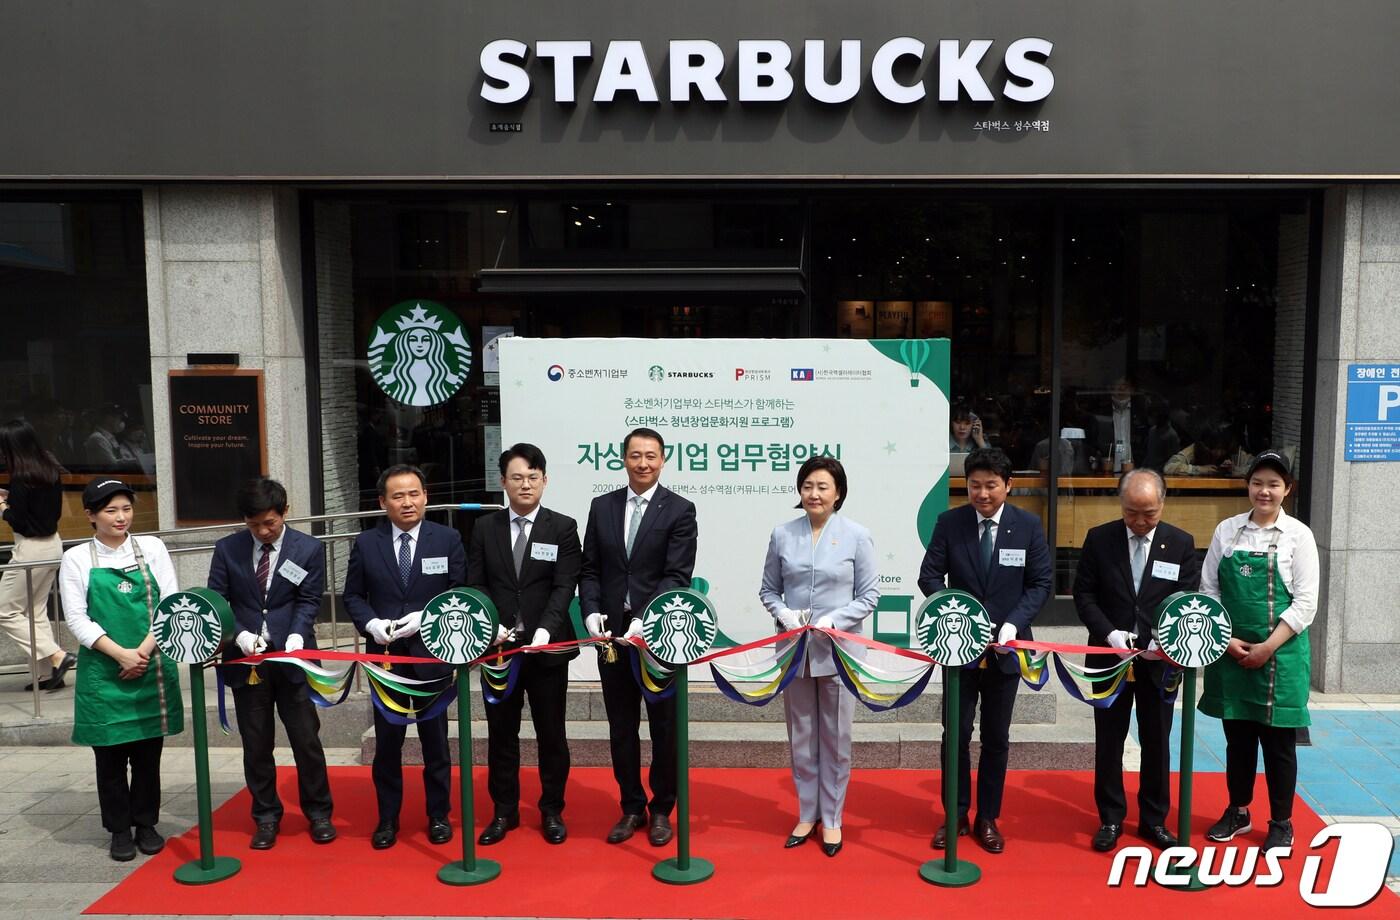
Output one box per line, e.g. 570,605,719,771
0,191,157,539
312,190,1313,592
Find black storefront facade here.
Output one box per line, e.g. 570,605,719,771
2,1,1398,690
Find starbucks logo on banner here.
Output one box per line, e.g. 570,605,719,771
367,300,472,407
1156,593,1232,669
915,590,994,667
421,589,499,665
153,593,225,664
642,589,717,665
648,364,665,382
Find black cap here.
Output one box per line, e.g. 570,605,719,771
1245,449,1293,484
82,478,135,511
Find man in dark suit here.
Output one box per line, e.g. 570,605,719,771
580,426,697,847
1074,468,1200,852
1089,377,1149,474
210,477,335,850
468,443,581,847
918,447,1052,855
343,464,466,850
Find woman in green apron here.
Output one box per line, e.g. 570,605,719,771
1197,449,1318,853
58,478,182,861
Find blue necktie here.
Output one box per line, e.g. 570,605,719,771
398,532,412,588
980,519,995,576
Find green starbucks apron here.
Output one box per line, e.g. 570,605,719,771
72,541,184,746
1200,536,1310,728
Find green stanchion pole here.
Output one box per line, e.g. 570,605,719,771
653,667,714,884
1167,667,1205,891
920,667,980,886
174,665,241,885
439,667,500,886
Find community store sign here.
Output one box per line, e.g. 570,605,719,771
501,336,950,678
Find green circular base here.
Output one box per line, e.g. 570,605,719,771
173,855,242,885
652,856,715,885
437,858,501,886
918,858,981,887
1158,865,1207,891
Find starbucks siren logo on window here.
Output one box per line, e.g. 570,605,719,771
367,300,472,407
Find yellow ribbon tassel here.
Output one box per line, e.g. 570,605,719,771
247,666,261,686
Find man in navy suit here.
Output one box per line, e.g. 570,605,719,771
918,447,1052,854
210,477,335,850
580,427,697,847
468,443,581,847
343,464,467,850
1075,468,1200,852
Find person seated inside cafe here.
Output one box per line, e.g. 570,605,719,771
949,401,990,453
1164,421,1254,477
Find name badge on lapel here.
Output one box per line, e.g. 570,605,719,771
999,548,1026,567
531,543,558,562
421,556,448,576
1151,560,1181,582
277,559,309,586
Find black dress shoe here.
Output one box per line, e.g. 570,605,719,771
427,816,453,845
1092,823,1123,852
250,822,278,850
477,813,519,846
134,824,164,855
50,652,77,690
931,816,971,849
821,831,843,857
309,817,337,844
785,824,816,848
648,812,673,847
541,813,567,845
23,675,64,692
973,817,1004,854
371,819,398,850
110,830,136,862
607,813,646,844
1137,824,1179,849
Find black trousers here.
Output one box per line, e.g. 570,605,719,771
484,657,570,818
1093,672,1173,827
598,649,676,817
92,736,163,833
940,664,1019,821
231,665,334,825
372,694,451,823
1223,718,1298,821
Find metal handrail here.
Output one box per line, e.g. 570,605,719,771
0,502,502,718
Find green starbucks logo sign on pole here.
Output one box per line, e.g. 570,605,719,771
422,589,501,886
642,588,717,885
367,300,472,407
916,590,990,888
1155,591,1233,891
155,589,240,885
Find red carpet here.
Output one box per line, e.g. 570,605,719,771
87,766,1400,918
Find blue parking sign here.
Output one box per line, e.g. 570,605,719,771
1345,364,1400,461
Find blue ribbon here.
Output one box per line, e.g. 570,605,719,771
368,680,459,725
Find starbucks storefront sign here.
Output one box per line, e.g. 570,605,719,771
367,300,473,408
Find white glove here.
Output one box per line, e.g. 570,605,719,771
284,633,304,653
366,618,394,646
235,630,266,657
775,608,803,631
390,610,423,640
995,622,1017,653
1106,630,1134,651
492,624,511,646
526,628,550,649
812,614,834,630
622,618,643,640
584,613,611,639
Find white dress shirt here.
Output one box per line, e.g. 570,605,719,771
1200,508,1319,634
59,535,179,648
251,525,285,585
976,502,1006,542
391,521,423,564
511,504,541,540
622,483,659,544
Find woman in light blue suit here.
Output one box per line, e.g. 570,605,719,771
760,456,879,857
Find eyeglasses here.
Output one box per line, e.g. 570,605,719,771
506,474,543,485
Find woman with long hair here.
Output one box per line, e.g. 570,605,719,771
0,418,74,690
